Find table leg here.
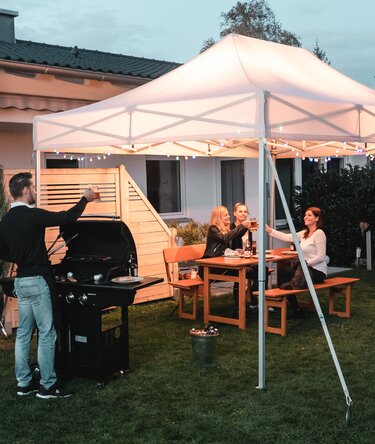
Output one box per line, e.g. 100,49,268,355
238,268,246,329
203,266,210,324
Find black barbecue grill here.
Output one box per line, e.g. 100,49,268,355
1,219,163,384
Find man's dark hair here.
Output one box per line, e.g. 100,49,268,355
9,172,32,199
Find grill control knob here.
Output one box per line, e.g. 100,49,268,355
79,293,88,305
65,292,75,304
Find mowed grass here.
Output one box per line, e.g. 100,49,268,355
0,268,374,444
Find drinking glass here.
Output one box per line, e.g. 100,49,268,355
90,185,100,201
250,218,258,230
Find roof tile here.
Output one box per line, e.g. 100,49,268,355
0,39,180,79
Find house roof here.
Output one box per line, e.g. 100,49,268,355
0,39,180,79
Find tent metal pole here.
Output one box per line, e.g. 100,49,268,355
267,153,353,414
35,150,41,208
268,150,276,250
257,138,267,390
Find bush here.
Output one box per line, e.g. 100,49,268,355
168,219,209,245
292,164,375,266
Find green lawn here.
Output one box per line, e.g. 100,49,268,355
0,268,374,444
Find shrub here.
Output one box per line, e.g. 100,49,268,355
292,164,375,266
168,219,209,245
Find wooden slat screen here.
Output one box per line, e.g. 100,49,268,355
3,166,174,303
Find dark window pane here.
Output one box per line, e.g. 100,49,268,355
326,158,341,172
221,160,244,212
275,158,293,219
46,159,78,168
302,158,320,182
302,157,341,181
146,160,181,213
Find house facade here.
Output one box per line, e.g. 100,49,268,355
0,8,368,229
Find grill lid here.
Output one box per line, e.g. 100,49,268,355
59,220,136,263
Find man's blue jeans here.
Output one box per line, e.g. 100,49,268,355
14,276,57,389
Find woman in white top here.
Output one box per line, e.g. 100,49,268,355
266,207,327,316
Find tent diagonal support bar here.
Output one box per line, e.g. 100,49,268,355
37,108,129,146
269,94,360,138
266,152,353,412
132,94,258,141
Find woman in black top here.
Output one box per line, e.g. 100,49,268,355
199,206,253,315
230,203,266,310
200,206,251,260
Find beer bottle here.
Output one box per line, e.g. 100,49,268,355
244,239,252,258
130,252,138,277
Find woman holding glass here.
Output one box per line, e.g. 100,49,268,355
266,206,327,317
230,203,265,311
199,205,257,315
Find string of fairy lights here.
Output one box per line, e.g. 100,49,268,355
53,142,375,163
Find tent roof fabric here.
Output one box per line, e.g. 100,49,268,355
0,39,180,79
34,34,375,158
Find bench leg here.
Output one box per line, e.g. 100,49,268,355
265,298,287,336
178,288,198,320
329,285,351,318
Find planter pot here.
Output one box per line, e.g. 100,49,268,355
191,333,218,367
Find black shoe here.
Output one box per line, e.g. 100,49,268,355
16,381,38,396
36,383,72,399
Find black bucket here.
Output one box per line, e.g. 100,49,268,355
191,333,218,366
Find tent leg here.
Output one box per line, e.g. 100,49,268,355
34,150,41,208
257,138,267,390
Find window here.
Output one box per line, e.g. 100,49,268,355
302,157,341,182
46,158,78,168
275,158,294,220
220,160,244,211
146,160,181,213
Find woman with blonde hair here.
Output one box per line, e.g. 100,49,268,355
200,206,251,260
199,206,253,316
230,202,267,311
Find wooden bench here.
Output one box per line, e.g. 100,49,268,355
255,277,359,336
163,244,206,320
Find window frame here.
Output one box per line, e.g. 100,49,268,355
145,156,186,218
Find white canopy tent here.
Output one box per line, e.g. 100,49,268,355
33,34,375,417
34,34,375,158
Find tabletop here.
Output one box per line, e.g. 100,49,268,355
196,248,297,268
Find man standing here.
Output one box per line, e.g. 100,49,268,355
0,172,95,399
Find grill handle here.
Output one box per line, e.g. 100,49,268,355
78,215,121,220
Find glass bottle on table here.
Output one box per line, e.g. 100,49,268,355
130,253,138,277
244,239,252,258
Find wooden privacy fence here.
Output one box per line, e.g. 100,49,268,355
3,165,174,303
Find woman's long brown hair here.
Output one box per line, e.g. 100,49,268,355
303,207,324,238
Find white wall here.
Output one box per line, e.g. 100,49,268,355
0,128,34,168
81,154,220,223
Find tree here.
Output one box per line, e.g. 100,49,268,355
201,0,301,52
312,39,331,65
200,38,216,54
